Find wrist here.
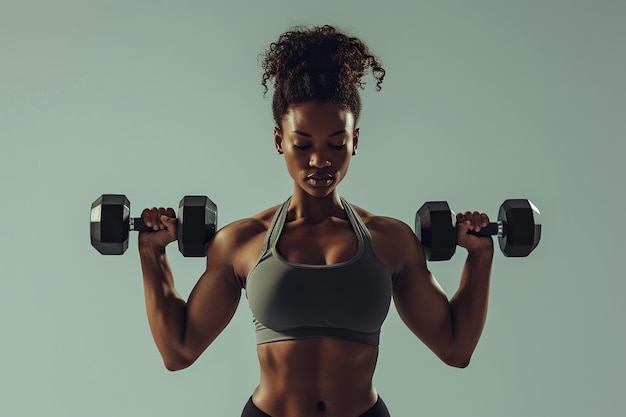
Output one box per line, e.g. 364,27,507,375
466,242,494,260
139,241,167,259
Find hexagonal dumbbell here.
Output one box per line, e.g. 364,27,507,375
415,199,541,261
90,194,217,257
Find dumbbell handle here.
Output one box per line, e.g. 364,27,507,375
466,221,503,237
130,217,162,232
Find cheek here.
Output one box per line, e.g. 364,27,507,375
339,153,353,166
284,155,306,174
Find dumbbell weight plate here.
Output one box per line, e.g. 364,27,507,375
90,194,132,255
177,196,217,257
415,201,457,261
498,199,542,257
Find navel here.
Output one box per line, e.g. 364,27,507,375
317,400,326,412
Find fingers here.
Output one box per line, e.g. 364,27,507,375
456,211,490,232
160,213,177,230
141,207,176,230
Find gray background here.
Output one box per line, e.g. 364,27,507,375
1,0,624,416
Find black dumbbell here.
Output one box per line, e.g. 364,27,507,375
90,194,217,257
415,199,541,261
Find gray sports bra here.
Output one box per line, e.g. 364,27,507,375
245,197,393,346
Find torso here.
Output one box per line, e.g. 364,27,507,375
230,201,405,417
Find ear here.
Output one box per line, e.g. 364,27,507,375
352,128,360,155
274,127,283,154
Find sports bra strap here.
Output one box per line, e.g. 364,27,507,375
261,197,372,254
261,198,290,253
341,197,373,242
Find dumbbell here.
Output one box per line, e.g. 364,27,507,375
415,199,541,261
90,194,217,257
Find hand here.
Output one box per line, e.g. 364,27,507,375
138,206,177,251
456,211,494,254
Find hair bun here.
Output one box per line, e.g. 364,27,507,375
260,25,385,127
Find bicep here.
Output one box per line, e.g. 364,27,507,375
182,231,243,361
392,239,454,357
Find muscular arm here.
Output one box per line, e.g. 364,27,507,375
139,226,242,371
390,220,494,368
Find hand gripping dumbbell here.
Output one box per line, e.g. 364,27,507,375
415,199,541,261
90,194,217,257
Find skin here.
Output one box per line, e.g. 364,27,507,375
138,102,494,417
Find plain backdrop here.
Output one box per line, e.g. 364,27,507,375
1,1,624,416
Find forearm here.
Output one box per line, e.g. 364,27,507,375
448,247,494,366
139,246,189,369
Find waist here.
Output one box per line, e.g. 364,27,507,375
255,338,379,414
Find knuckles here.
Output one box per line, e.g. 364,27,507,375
141,207,176,229
456,211,490,226
456,211,490,234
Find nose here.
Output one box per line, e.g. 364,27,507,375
309,153,331,168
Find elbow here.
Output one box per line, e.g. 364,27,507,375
163,353,195,372
160,339,210,371
164,361,190,372
440,350,472,369
445,356,471,369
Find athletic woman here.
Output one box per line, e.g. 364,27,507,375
138,25,494,417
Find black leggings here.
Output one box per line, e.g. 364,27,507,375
241,396,391,417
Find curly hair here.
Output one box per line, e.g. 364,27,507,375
259,25,385,127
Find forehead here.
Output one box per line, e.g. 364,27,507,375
282,102,355,130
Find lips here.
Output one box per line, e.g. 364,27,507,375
306,173,335,181
305,172,335,187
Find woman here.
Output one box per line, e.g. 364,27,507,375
138,25,494,417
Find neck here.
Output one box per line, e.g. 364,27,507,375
288,186,346,223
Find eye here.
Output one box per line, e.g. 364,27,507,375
293,144,310,150
331,144,347,150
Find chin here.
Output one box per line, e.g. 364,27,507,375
302,185,337,198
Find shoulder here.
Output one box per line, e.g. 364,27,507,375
348,202,425,275
215,205,280,242
205,204,282,286
349,203,415,240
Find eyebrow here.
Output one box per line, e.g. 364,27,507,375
292,129,346,138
